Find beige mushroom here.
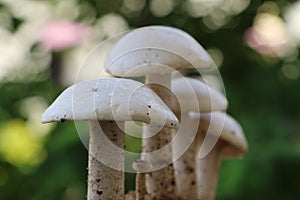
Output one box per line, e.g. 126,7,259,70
171,77,228,199
41,78,178,200
191,111,248,200
104,26,213,199
132,160,151,200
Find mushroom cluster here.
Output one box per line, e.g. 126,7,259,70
41,26,248,200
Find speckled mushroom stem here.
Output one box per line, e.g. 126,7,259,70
136,173,147,200
172,113,198,199
195,133,223,200
173,142,198,199
132,160,151,200
88,120,125,200
142,74,178,200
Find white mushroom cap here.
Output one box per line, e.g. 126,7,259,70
104,26,213,77
171,77,228,113
41,78,178,128
193,111,248,158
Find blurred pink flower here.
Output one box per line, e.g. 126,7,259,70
39,21,89,51
243,14,292,58
244,27,282,57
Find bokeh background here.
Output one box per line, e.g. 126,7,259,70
0,0,300,199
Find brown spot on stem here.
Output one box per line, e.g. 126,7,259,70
171,180,175,185
97,190,103,195
92,88,98,92
186,167,194,173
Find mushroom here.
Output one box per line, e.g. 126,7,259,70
132,160,150,200
191,111,248,200
41,78,179,200
104,25,213,199
171,77,228,199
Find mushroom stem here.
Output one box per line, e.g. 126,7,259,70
136,173,147,200
195,134,223,200
143,74,178,199
174,142,198,199
173,113,199,199
132,160,151,200
88,120,125,200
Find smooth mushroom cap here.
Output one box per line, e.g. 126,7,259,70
171,77,228,113
104,26,213,77
192,111,248,158
41,78,179,128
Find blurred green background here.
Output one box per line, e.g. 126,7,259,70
0,0,300,199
